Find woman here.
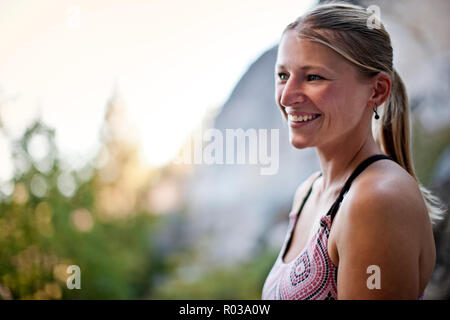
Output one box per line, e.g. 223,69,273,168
261,2,444,300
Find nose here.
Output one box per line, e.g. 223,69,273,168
279,78,307,108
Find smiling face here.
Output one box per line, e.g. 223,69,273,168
275,29,374,149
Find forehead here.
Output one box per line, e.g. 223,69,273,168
276,29,349,72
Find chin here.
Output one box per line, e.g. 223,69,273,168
290,136,312,149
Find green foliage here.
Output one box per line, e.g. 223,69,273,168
0,119,168,299
152,250,278,299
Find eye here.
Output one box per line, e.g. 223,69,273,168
277,73,288,81
307,74,323,81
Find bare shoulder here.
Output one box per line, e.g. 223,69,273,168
341,159,429,229
334,160,435,298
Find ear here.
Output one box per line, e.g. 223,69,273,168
367,71,392,107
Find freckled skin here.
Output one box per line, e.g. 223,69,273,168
275,29,374,151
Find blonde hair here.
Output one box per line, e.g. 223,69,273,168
284,1,446,222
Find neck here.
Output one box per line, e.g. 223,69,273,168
315,127,382,196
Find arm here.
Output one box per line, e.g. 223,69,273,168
336,179,423,299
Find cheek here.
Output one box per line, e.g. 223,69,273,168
310,84,342,114
317,83,368,133
315,81,362,113
309,84,353,133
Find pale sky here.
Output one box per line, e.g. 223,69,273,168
0,0,316,181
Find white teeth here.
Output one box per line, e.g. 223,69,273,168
288,114,319,122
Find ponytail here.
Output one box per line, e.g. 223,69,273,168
374,69,446,223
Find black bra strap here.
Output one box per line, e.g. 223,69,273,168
326,154,393,222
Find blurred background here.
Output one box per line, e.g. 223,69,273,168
0,0,448,300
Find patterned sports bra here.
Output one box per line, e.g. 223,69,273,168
261,154,425,300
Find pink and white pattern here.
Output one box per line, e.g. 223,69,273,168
262,212,338,300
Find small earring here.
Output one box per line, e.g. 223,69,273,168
373,105,380,120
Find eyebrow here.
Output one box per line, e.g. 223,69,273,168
275,64,333,73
